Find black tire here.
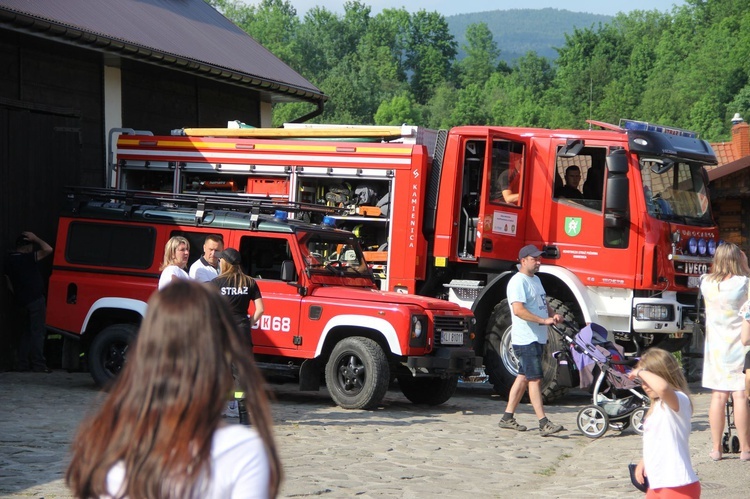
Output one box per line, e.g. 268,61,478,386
483,297,573,402
325,337,390,410
89,324,137,388
731,435,741,454
577,405,609,438
722,433,730,454
397,375,458,406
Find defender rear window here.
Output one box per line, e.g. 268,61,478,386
66,222,156,268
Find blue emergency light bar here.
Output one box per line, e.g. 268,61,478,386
619,119,697,139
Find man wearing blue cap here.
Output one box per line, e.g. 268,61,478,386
497,244,565,436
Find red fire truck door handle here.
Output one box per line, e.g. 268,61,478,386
543,245,560,259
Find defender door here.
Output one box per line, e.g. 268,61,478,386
234,234,303,353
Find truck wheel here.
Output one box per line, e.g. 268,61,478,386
325,337,390,410
483,298,572,403
397,375,458,406
89,324,137,388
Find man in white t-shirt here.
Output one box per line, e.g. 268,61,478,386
189,234,224,282
497,244,565,436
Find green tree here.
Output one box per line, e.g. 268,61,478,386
374,94,422,125
405,11,457,104
456,23,500,88
449,84,489,126
423,82,459,129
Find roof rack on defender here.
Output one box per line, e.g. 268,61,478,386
64,186,346,226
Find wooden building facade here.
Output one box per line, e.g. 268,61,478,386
0,0,325,369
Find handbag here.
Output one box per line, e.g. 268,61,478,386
628,463,649,492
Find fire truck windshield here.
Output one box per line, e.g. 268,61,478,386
641,159,712,226
298,232,373,282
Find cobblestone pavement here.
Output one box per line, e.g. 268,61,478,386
0,371,747,498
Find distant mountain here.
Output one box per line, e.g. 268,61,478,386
446,8,612,64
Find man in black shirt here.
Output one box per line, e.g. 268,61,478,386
556,166,584,200
4,232,54,372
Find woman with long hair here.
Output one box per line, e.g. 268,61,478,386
212,247,264,345
66,280,282,498
158,235,190,290
700,241,750,461
629,348,700,498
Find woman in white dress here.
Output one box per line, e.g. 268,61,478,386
699,242,750,461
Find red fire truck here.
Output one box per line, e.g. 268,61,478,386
110,119,718,400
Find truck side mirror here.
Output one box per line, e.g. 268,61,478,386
604,212,627,229
604,149,630,248
606,149,628,174
280,260,296,282
557,138,584,158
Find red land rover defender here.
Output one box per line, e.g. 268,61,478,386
47,188,480,409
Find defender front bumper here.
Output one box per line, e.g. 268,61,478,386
406,348,482,374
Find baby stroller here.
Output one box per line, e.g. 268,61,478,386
552,322,650,438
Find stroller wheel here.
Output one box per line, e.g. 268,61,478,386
577,405,609,438
722,434,730,454
630,408,646,436
731,435,740,454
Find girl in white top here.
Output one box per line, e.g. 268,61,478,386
66,280,282,498
629,348,700,498
158,235,190,289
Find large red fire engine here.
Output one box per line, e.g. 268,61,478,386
110,119,718,400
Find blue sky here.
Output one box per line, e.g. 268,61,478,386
242,0,687,17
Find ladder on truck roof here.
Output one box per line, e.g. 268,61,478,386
64,186,346,224
172,121,437,144
170,122,440,157
175,123,412,140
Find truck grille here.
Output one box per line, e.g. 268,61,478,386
433,315,470,347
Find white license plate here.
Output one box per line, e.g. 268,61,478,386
441,331,464,345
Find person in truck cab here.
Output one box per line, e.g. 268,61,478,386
158,236,190,290
189,234,224,282
497,244,565,436
555,166,584,200
494,154,522,205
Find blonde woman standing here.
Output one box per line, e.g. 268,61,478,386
158,236,190,290
700,242,750,461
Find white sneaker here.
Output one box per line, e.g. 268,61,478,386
221,400,239,418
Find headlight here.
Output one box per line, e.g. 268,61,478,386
697,238,707,255
708,239,717,256
686,237,698,255
635,304,672,321
409,315,428,348
412,316,423,338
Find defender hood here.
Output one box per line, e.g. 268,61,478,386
310,286,465,312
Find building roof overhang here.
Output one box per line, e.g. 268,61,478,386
0,0,326,105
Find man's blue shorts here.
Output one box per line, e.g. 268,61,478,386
512,342,545,381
